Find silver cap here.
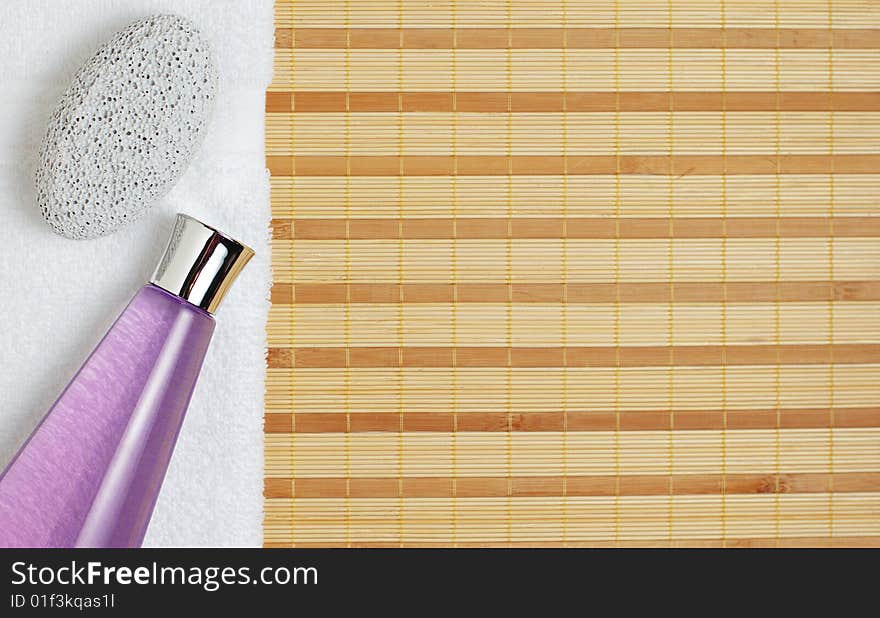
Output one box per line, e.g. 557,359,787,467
150,213,254,314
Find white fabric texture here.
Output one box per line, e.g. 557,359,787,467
0,0,273,547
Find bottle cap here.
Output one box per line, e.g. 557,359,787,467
150,213,254,314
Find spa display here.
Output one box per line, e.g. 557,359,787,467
0,214,253,547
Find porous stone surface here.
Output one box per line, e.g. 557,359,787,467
35,15,217,239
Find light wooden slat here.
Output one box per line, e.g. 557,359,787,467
263,494,880,543
275,1,880,29
266,537,880,548
272,238,878,283
265,429,880,478
268,302,880,347
265,365,879,413
271,49,880,92
267,111,880,156
271,174,880,218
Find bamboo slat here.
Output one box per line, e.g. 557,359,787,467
265,0,880,547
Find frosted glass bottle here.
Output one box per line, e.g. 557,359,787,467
0,214,253,547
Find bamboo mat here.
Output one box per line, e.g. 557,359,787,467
263,0,880,547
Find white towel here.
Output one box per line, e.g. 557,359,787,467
0,0,274,547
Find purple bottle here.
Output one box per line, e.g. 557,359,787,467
0,214,253,547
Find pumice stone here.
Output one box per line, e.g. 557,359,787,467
35,15,217,239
